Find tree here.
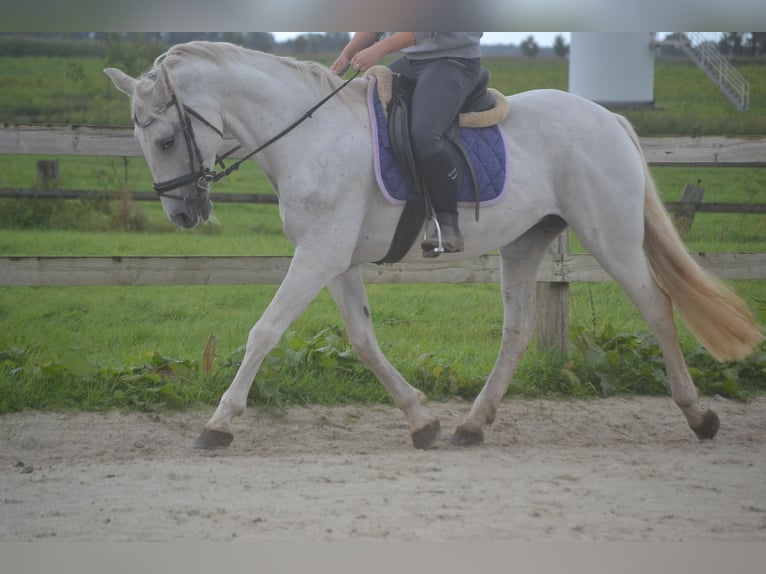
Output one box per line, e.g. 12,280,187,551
324,32,351,51
164,32,206,46
248,32,275,52
104,33,166,77
221,32,247,46
553,34,569,58
718,32,745,56
280,33,350,54
520,35,539,57
746,32,766,56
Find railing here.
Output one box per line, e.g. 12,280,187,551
675,32,750,111
2,126,765,164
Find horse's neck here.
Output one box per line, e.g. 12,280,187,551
201,53,364,182
206,55,324,144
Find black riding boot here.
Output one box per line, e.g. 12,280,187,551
419,151,464,257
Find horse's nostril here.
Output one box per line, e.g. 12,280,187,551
171,210,197,229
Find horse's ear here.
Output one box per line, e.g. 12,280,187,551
104,68,136,96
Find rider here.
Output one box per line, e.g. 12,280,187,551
331,32,484,256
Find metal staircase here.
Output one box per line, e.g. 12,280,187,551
659,32,750,110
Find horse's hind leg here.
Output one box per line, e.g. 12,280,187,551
453,216,568,446
572,167,720,438
328,266,442,449
591,248,719,439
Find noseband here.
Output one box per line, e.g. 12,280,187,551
139,70,360,201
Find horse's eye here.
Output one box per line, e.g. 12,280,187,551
160,137,175,151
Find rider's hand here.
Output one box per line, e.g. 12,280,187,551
330,55,351,76
350,46,383,74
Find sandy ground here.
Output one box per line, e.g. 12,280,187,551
1,395,765,542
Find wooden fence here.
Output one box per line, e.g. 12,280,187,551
2,125,765,165
1,126,765,352
4,252,762,287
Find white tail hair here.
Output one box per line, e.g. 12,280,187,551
615,114,763,361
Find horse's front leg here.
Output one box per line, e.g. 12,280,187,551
328,267,441,449
195,250,347,449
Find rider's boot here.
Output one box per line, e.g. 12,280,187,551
419,151,464,257
422,212,464,258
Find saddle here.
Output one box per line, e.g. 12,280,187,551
365,66,509,264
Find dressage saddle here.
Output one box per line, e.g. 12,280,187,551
376,67,498,264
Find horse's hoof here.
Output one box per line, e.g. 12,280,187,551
194,428,234,450
450,426,484,447
411,420,441,449
691,409,720,440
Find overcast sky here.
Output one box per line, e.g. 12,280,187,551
273,32,724,47
273,32,570,46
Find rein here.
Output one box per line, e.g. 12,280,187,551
151,70,360,198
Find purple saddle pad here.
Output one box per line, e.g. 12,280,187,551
367,76,508,206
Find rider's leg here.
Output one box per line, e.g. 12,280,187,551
419,150,463,255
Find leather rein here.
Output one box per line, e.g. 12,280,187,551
146,70,360,199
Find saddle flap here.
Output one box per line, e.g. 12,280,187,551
386,73,420,193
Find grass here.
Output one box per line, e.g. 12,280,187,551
1,52,766,411
0,56,127,125
626,59,766,135
2,54,766,132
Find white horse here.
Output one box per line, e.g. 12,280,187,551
105,41,761,450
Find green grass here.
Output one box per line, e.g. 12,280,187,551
626,59,766,135
1,54,765,131
1,53,766,412
0,203,292,255
0,56,128,125
485,57,766,135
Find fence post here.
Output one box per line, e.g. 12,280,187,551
36,159,60,189
535,232,570,355
673,182,705,237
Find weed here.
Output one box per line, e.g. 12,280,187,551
569,321,766,400
3,321,764,413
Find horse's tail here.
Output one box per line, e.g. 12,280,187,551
615,114,763,362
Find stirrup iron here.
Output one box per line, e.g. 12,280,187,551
426,215,445,254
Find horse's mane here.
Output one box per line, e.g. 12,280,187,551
131,41,361,126
148,41,346,93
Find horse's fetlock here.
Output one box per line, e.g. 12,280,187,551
399,389,426,410
218,398,245,419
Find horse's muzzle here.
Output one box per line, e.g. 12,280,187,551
167,196,213,229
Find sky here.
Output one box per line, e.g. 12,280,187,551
272,32,725,47
273,32,570,46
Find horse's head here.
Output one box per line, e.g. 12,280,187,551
104,64,222,229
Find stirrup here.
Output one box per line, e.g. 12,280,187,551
425,216,445,254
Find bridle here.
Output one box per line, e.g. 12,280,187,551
136,96,226,200
140,70,360,202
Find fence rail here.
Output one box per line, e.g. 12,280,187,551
0,188,279,204
2,126,765,353
4,189,766,215
3,253,766,287
1,125,766,166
